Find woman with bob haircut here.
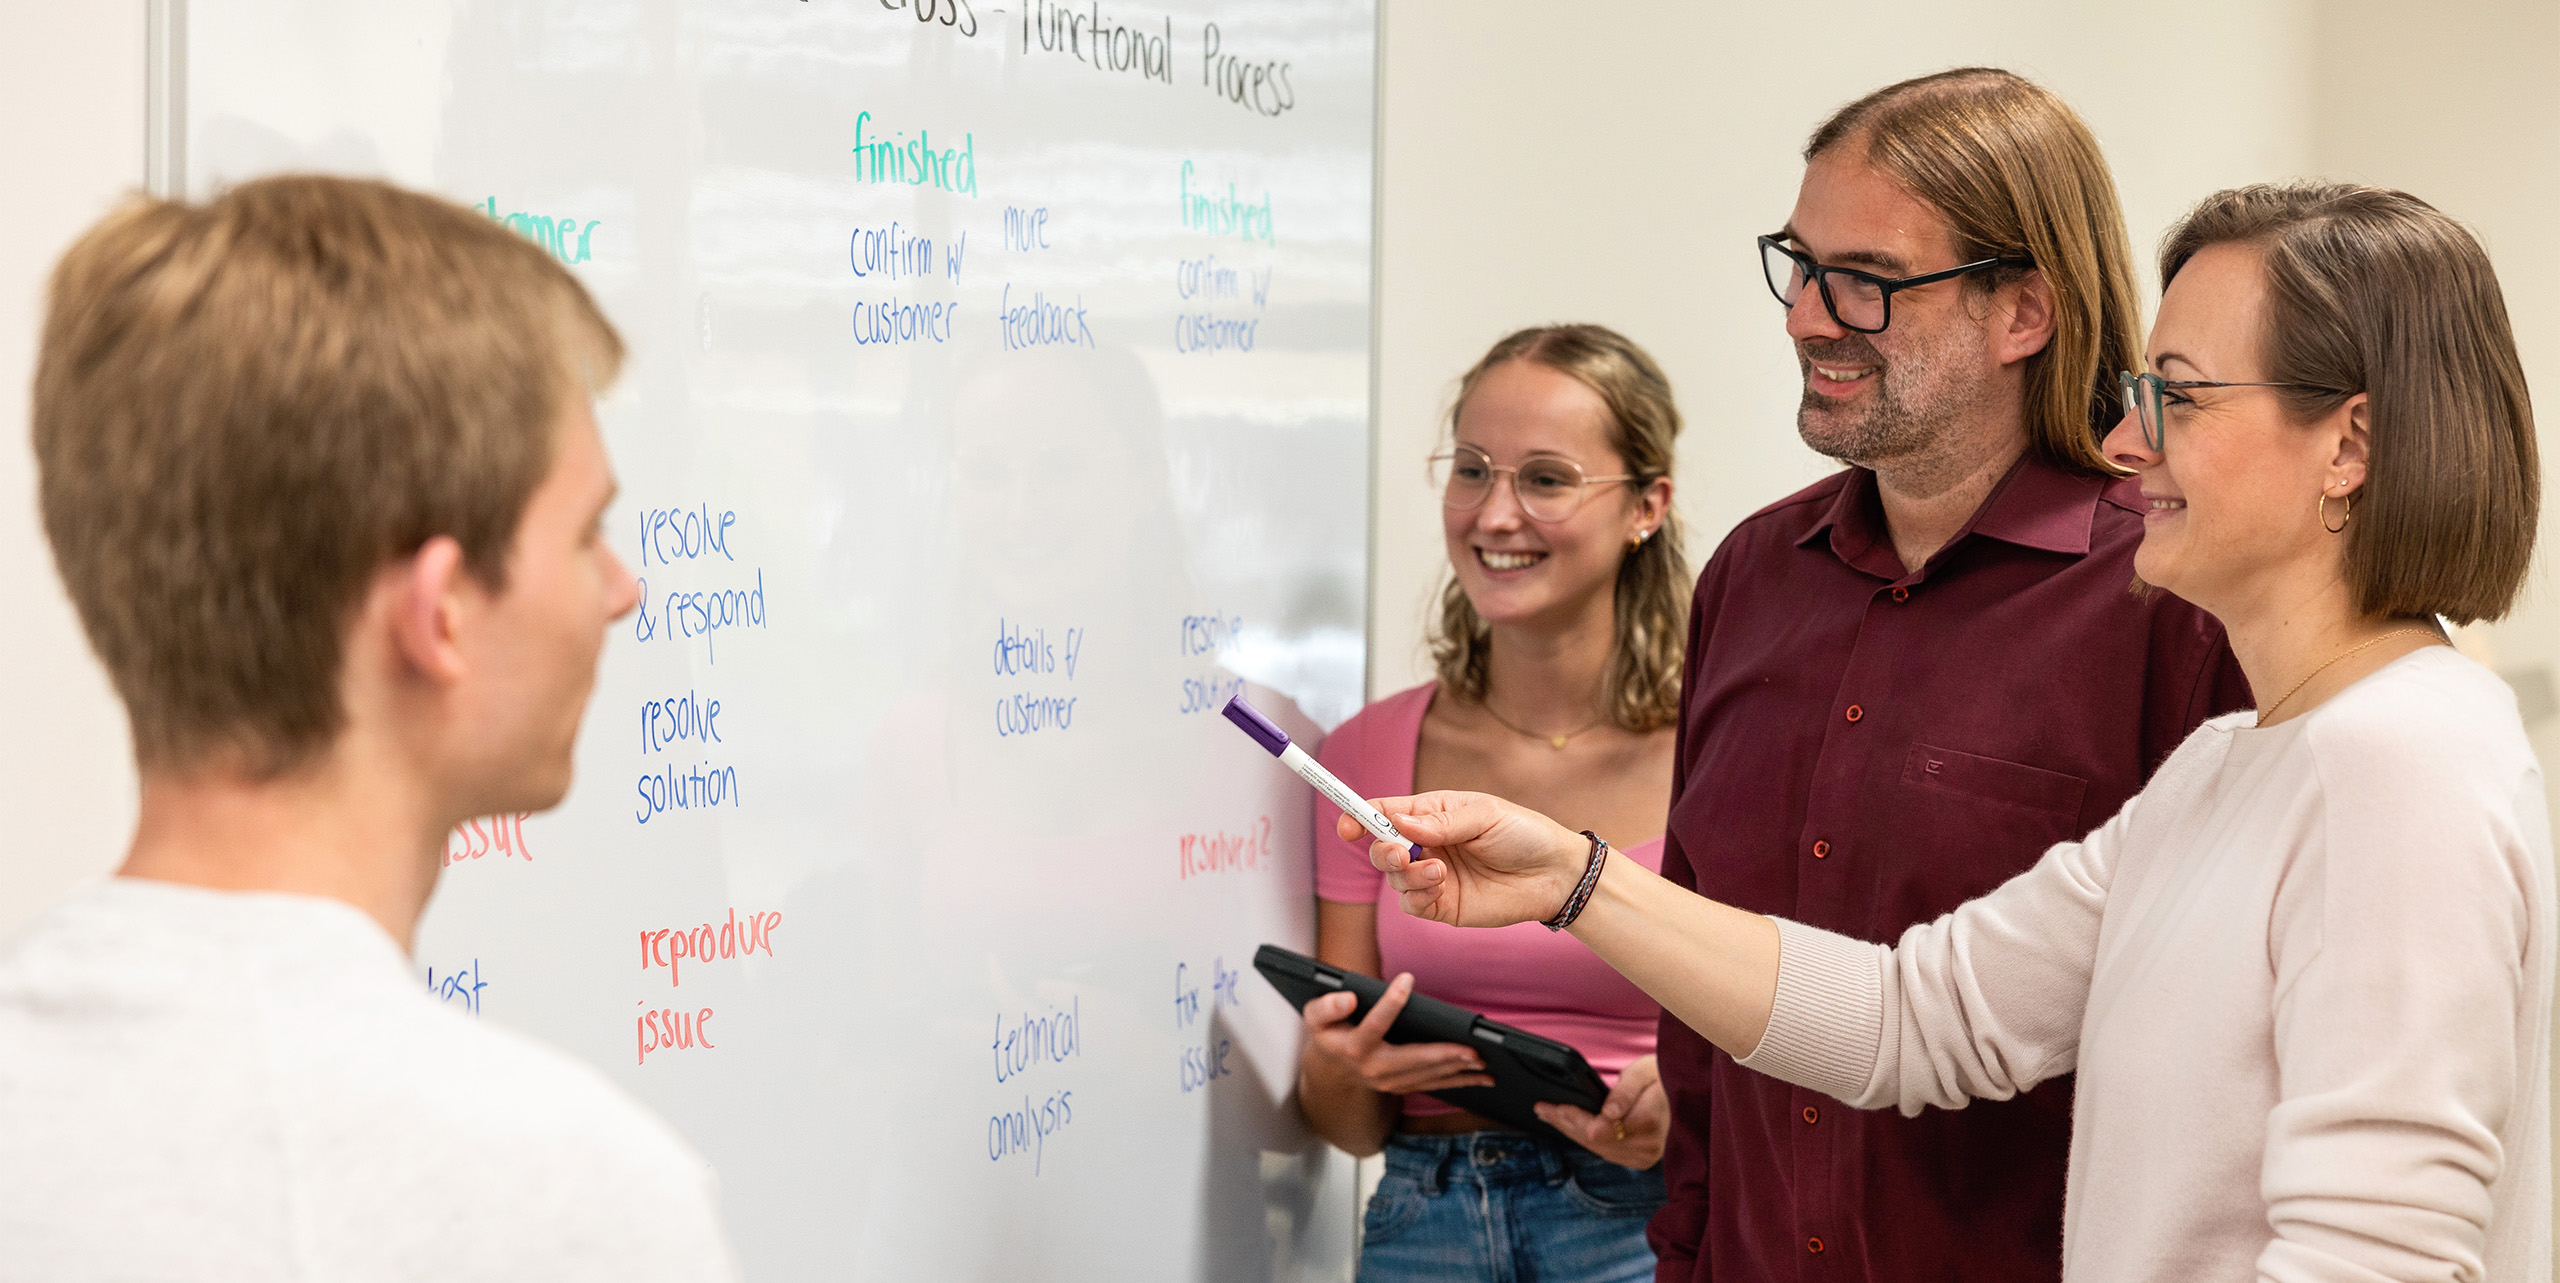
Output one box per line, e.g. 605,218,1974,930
1343,183,2551,1281
1298,323,1685,1282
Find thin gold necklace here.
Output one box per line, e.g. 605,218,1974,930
1480,696,1609,750
2254,627,2438,727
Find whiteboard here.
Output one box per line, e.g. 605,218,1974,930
180,3,1374,1278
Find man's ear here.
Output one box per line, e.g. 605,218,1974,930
2328,393,2373,496
1994,268,2058,366
389,536,473,684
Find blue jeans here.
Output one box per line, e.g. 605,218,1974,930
1358,1130,1666,1283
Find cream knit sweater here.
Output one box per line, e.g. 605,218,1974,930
1740,647,2554,1282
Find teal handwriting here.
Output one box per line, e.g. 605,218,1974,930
852,111,980,197
478,198,598,265
1177,161,1273,244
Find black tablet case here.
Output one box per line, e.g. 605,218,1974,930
1254,944,1609,1144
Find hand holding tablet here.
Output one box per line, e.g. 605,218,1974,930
1255,945,1609,1145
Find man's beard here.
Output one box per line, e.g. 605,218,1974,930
1795,333,1976,468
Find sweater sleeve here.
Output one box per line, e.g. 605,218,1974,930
1738,794,2133,1114
2253,717,2546,1283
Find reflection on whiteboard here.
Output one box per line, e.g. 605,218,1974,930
187,2,1375,1278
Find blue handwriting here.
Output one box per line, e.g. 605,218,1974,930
425,958,488,1016
992,997,1082,1083
633,570,768,663
635,759,741,824
638,505,736,568
1004,206,1051,251
1174,958,1241,1092
987,1090,1074,1175
640,689,722,755
999,284,1093,350
1177,611,1244,712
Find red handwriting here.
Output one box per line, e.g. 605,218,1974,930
444,813,535,866
640,906,782,987
1179,816,1272,879
637,1002,715,1065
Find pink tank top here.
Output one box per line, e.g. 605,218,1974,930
1311,682,1664,1116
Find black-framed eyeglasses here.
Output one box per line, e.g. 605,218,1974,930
1758,234,2034,334
2119,371,2350,454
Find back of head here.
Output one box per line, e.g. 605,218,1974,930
1808,68,2142,474
33,175,624,777
2161,183,2540,624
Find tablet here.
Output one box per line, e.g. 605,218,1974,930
1253,944,1609,1143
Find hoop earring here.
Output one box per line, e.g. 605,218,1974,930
2318,491,2352,534
1628,528,1652,549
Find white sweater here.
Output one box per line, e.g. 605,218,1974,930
0,879,739,1282
1741,647,2554,1282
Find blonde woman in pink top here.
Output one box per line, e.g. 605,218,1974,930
1298,324,1686,1282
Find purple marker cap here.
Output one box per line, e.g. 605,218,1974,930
1221,694,1291,756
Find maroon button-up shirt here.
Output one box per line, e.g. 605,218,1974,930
1651,456,2249,1283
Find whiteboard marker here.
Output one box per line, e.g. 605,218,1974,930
1221,694,1419,857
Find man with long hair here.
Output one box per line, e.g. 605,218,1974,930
1647,70,2248,1280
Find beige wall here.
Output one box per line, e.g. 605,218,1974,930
0,0,2554,1260
0,2,142,940
1371,0,2558,803
1370,0,2558,768
1371,0,2560,1247
1373,0,2318,696
2299,1,2560,1230
3,0,2555,1017
2303,0,2560,803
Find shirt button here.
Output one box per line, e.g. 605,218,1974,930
1812,840,1831,859
1844,704,1864,723
1803,1106,1820,1124
1808,1237,1826,1255
1891,586,1910,602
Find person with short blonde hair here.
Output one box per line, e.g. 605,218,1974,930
1648,68,2248,1281
1362,181,2550,1283
0,175,737,1281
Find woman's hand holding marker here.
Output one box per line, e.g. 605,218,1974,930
1337,793,1591,930
1298,973,1496,1097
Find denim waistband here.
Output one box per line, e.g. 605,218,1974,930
1381,1129,1585,1196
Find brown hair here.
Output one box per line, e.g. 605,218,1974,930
1808,68,2142,475
34,174,623,775
1428,324,1690,733
2160,183,2539,624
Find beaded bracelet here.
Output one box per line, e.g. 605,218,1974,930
1544,831,1610,932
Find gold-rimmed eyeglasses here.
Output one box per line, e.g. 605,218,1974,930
1428,445,1634,523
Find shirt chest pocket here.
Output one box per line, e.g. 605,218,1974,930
1878,743,2090,917
1902,742,2088,818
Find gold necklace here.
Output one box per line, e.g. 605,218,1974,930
2254,627,2439,727
1479,697,1609,750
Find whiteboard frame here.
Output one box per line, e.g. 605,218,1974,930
144,0,183,199
149,1,1387,1270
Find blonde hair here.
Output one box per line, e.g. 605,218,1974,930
34,174,623,775
2160,183,2538,624
1428,325,1689,733
1809,68,2142,475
